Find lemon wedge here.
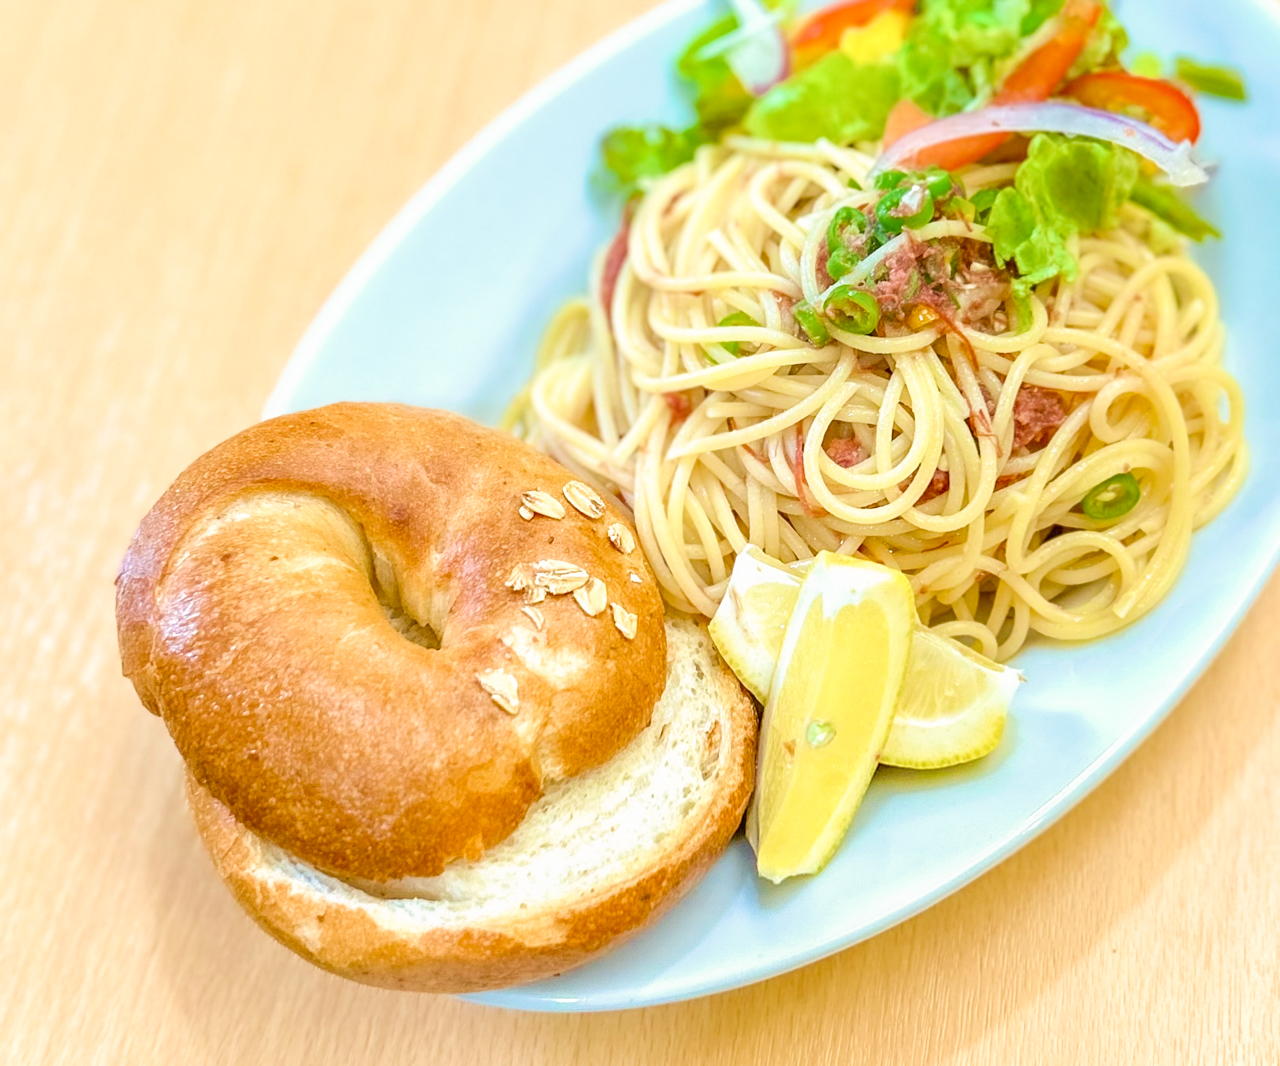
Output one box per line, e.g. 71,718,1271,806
882,628,1018,769
707,546,804,702
711,548,1020,772
747,552,915,883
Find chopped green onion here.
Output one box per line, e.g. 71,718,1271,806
876,185,934,234
847,176,863,190
1175,57,1247,101
1081,472,1141,521
825,286,880,335
874,169,908,191
714,311,758,357
793,301,831,347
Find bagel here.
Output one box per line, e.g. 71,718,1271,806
116,403,667,881
116,402,757,990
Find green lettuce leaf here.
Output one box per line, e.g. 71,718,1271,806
1018,132,1139,233
744,53,901,144
1015,1,1125,76
1129,176,1220,241
599,125,706,193
1069,5,1126,79
596,14,745,194
987,187,1076,285
986,133,1139,289
921,0,1031,67
1020,0,1063,36
598,1,796,193
898,0,1033,115
897,31,979,116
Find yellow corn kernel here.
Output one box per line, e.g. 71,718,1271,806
839,10,910,66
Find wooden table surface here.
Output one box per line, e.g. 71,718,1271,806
2,0,1277,1062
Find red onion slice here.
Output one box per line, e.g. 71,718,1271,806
870,102,1210,187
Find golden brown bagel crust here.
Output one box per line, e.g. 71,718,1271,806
184,629,757,993
117,403,666,881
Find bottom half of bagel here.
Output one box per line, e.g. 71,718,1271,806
186,618,758,993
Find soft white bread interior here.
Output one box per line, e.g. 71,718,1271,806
187,618,757,993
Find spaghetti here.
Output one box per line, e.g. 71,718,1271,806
509,137,1245,662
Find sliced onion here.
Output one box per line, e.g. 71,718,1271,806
870,102,1210,187
697,0,790,97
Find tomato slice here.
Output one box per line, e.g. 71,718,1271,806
1063,71,1201,144
882,98,932,148
894,0,1102,170
1000,0,1103,103
791,0,915,69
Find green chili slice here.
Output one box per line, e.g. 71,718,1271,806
921,166,956,200
1081,472,1141,521
827,247,860,280
714,311,758,357
826,205,866,252
825,286,880,335
874,169,908,191
826,206,868,279
792,301,830,347
876,184,934,234
1175,57,1247,101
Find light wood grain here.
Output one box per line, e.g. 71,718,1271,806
1,0,1276,1062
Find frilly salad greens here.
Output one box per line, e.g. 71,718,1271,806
600,0,1241,330
986,132,1138,290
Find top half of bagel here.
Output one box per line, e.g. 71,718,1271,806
116,403,669,881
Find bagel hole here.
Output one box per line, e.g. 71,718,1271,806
372,551,441,651
385,609,441,651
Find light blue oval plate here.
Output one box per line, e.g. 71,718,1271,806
265,0,1280,1012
